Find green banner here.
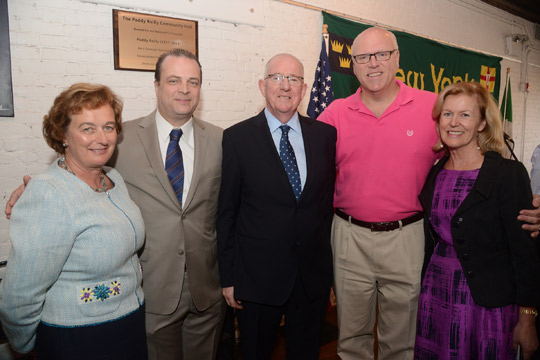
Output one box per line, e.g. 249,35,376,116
323,11,502,100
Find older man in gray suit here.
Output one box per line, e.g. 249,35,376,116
111,49,225,359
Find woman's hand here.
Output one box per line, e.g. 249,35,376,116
513,308,539,360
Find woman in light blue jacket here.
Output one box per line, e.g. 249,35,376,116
0,83,147,359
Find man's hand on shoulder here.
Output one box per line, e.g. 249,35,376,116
5,175,31,220
518,194,540,238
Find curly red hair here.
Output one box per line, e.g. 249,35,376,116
43,83,123,154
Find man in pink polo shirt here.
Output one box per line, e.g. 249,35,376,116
318,26,435,360
319,27,540,360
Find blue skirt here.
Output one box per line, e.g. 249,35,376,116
34,306,147,360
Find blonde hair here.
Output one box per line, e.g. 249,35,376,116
432,81,505,155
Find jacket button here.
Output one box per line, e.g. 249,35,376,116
296,242,301,246
462,253,470,261
181,214,186,220
178,249,185,255
466,270,475,278
456,238,464,244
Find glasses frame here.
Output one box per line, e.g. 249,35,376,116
351,49,398,64
265,73,304,87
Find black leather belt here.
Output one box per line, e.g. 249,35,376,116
335,208,424,232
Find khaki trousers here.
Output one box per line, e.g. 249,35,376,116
145,272,226,360
332,214,424,360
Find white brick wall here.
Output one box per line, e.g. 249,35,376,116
1,0,540,264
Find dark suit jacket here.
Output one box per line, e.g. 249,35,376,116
420,151,540,308
217,111,336,306
110,111,223,315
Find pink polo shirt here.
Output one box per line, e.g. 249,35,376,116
318,80,439,222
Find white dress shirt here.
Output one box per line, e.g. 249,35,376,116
265,108,307,189
156,111,194,208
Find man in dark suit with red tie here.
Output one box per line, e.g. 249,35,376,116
217,53,336,360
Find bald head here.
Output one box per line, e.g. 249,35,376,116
264,53,304,78
259,53,307,123
350,26,400,100
352,27,398,53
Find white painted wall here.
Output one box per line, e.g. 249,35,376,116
1,0,539,264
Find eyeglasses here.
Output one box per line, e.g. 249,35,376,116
265,73,304,87
351,49,398,64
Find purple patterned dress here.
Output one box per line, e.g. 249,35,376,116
414,169,518,360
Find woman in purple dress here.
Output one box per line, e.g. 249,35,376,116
414,82,540,360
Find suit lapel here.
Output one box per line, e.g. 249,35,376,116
137,112,182,211
454,152,500,216
183,117,207,211
422,152,501,219
253,111,298,200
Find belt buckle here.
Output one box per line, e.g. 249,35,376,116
371,221,394,232
371,222,385,232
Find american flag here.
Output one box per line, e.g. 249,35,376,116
307,39,334,119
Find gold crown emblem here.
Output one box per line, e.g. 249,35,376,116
339,56,351,68
331,40,344,53
346,44,351,55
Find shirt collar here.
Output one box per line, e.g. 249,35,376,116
156,111,193,143
349,79,414,112
264,108,301,135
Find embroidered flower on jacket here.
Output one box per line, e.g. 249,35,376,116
110,281,121,296
80,287,93,303
78,279,121,304
93,283,111,301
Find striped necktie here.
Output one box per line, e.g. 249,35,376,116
279,125,302,202
165,129,184,206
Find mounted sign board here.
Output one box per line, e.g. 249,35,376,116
113,10,198,71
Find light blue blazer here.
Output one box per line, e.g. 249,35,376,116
0,159,145,353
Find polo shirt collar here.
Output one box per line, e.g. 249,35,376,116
348,80,415,114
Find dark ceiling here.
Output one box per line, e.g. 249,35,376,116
480,0,540,24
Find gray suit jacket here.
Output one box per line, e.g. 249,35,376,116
110,111,223,315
